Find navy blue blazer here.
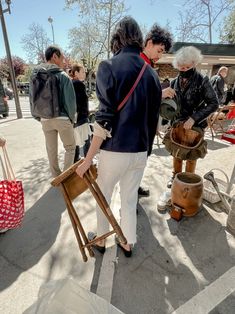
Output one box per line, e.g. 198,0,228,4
95,46,162,155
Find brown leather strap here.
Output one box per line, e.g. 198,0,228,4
117,62,148,112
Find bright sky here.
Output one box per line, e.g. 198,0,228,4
0,0,225,61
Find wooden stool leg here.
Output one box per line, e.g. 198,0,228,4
65,188,94,258
84,173,127,245
93,180,126,243
52,162,127,261
67,205,88,262
62,186,94,261
68,200,95,258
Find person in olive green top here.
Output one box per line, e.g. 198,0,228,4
30,46,76,177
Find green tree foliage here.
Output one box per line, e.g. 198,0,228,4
21,23,51,64
65,0,127,93
220,9,235,43
17,65,33,82
66,0,127,60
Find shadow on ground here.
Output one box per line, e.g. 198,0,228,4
206,138,230,151
0,156,68,291
109,203,235,314
16,157,52,206
0,152,100,293
151,145,169,157
0,186,65,292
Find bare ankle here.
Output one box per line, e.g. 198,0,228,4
97,240,105,246
120,243,131,251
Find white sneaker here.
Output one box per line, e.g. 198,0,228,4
157,191,171,212
0,228,8,233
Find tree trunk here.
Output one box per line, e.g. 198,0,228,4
207,3,212,43
107,0,113,59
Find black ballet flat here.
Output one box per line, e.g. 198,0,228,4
88,232,106,254
92,243,106,254
116,238,132,258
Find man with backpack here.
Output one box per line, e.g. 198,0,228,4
30,45,76,177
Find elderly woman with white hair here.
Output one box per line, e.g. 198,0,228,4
163,46,219,188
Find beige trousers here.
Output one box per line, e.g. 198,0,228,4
41,118,76,177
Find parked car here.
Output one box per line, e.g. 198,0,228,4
4,87,14,100
0,96,9,118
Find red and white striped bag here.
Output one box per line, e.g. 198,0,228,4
0,146,24,230
221,129,235,144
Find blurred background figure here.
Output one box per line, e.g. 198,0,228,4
0,78,9,118
210,66,228,105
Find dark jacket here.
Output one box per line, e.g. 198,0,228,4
95,46,162,154
232,86,235,102
73,80,89,126
30,63,76,122
210,74,226,104
170,70,219,129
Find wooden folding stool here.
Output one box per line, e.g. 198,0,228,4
51,160,127,262
207,104,235,138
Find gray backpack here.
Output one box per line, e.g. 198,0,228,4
30,67,62,119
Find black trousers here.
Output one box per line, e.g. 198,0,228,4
74,136,91,162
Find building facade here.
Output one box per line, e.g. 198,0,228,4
156,42,235,86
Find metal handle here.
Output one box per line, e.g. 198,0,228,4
204,171,231,213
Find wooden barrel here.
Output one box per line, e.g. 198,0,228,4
171,172,203,217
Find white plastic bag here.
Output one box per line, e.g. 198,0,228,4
24,277,124,314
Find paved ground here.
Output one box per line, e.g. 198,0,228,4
7,96,98,118
0,106,235,314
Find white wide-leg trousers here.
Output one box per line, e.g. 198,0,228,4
96,150,147,244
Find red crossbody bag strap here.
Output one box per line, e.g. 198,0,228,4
117,62,148,112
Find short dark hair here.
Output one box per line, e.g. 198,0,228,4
45,45,62,61
144,24,173,52
110,16,143,54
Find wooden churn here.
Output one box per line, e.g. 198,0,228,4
170,172,203,221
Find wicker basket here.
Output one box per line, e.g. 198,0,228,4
170,123,203,149
203,168,229,204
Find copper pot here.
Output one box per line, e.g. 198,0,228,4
171,172,203,217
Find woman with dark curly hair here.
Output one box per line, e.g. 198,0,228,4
76,16,162,257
